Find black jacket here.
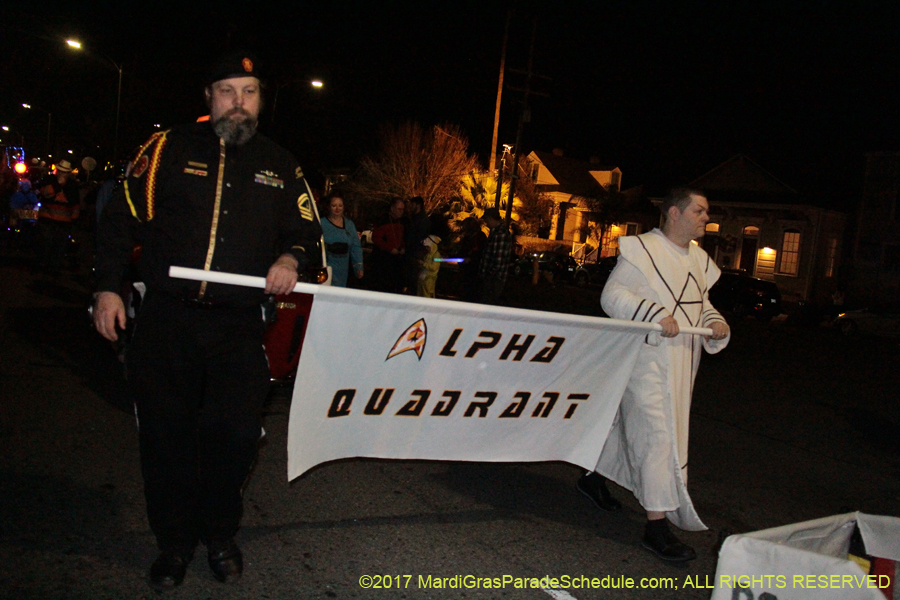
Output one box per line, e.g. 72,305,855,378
96,122,322,306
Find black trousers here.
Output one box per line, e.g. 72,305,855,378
127,294,270,553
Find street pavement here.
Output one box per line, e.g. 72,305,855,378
1,249,898,600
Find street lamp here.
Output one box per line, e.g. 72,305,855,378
66,39,123,160
270,78,324,124
1,125,25,146
22,103,52,156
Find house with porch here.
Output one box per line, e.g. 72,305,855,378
685,155,846,303
526,149,654,260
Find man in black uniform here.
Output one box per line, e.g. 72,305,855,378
93,51,322,591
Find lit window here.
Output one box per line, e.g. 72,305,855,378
601,224,625,257
779,229,801,275
702,222,719,257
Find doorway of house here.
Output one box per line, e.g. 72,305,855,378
739,226,759,274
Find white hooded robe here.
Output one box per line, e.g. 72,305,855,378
596,229,729,531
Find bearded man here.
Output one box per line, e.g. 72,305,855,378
93,51,321,591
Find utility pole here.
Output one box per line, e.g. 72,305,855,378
493,144,511,209
504,19,550,224
489,11,511,175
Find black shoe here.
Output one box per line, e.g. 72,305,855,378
149,550,192,592
641,519,697,562
576,471,622,512
208,538,243,583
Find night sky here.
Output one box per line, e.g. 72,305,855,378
3,1,898,208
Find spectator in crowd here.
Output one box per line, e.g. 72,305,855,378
457,216,487,302
321,192,363,287
404,196,430,293
369,198,406,293
9,179,38,210
417,233,441,298
477,207,513,305
35,159,80,275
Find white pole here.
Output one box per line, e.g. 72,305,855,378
168,266,715,337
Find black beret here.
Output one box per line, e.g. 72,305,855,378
206,50,262,86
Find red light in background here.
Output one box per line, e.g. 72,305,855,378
14,162,27,175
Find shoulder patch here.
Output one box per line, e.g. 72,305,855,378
297,193,314,221
295,166,304,180
131,155,149,179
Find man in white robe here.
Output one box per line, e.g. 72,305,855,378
577,188,730,562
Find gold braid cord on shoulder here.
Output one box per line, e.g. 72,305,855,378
123,131,168,222
197,137,227,299
144,131,169,221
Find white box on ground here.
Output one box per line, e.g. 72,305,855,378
711,512,900,600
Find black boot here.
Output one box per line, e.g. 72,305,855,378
576,471,622,512
642,518,696,562
149,548,193,592
207,538,243,583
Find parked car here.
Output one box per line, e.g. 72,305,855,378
573,256,618,288
833,303,900,338
708,270,783,321
512,251,578,283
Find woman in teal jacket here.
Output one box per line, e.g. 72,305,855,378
321,193,364,287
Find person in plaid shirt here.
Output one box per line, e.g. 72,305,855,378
478,207,513,304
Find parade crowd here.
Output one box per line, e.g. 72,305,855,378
2,49,730,594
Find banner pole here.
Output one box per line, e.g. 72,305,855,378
168,265,715,337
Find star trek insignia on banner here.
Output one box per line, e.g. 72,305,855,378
297,193,314,221
386,319,427,361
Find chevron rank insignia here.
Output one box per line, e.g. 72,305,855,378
297,193,313,221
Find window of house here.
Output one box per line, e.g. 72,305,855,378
702,223,720,257
599,222,640,256
778,229,801,275
601,224,625,257
610,171,621,190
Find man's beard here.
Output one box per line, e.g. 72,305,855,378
213,109,258,146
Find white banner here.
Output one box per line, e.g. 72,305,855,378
166,268,713,482
286,285,652,480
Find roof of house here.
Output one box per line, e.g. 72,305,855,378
529,150,618,198
690,154,799,204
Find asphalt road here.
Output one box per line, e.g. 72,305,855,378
1,252,898,600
